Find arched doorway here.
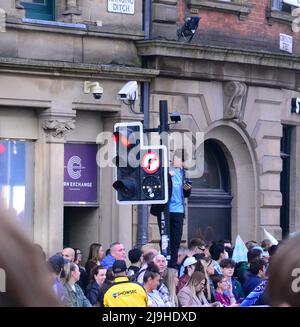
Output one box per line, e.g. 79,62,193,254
188,139,232,243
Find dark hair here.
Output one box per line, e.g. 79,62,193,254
268,245,278,257
194,253,205,261
225,246,233,258
195,260,204,273
220,258,236,269
143,269,160,284
87,243,102,263
90,265,106,281
146,262,160,274
188,238,206,250
128,248,142,264
209,243,225,261
105,268,114,282
247,248,262,263
211,274,225,290
249,258,267,275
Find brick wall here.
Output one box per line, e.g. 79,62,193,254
176,0,300,54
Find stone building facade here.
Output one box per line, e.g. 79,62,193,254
142,0,300,245
0,0,300,257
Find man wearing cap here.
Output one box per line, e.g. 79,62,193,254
47,255,68,303
103,260,149,307
176,256,197,293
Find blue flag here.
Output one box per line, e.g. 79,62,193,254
240,280,268,307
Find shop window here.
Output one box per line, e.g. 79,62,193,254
21,0,55,21
0,140,34,237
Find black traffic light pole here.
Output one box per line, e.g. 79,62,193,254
142,100,170,260
158,100,170,261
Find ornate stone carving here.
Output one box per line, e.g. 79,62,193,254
62,0,81,16
42,119,75,138
223,81,247,120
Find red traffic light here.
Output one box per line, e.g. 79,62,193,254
113,132,134,148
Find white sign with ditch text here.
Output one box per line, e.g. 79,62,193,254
280,33,293,53
108,0,135,15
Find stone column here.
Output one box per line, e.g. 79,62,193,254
248,89,283,241
62,0,82,23
151,0,178,40
33,114,75,256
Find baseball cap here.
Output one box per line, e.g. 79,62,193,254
183,256,197,267
112,260,127,273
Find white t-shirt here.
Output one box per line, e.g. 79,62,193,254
147,290,166,307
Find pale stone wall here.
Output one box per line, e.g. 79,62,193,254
144,76,284,245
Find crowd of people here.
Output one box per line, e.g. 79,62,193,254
42,235,300,307
1,194,299,307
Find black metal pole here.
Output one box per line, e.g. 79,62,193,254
136,1,152,248
136,82,150,248
159,100,170,262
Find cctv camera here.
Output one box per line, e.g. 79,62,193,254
170,112,181,123
93,92,102,100
84,81,103,100
118,81,138,101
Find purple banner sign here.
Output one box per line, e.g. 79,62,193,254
64,144,98,204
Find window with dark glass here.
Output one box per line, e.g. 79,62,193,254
190,141,229,191
21,0,55,21
272,0,296,13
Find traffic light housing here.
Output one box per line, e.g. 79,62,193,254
112,122,168,205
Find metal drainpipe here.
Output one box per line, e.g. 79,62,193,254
136,0,152,248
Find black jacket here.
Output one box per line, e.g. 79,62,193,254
86,281,101,306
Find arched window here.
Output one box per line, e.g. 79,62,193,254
188,140,232,243
191,140,230,192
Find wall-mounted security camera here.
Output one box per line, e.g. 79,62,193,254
84,81,103,100
291,97,300,114
170,112,181,123
118,81,138,102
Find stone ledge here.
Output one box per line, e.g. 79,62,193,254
0,57,160,80
5,17,145,40
187,0,251,20
266,9,293,25
137,40,300,70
